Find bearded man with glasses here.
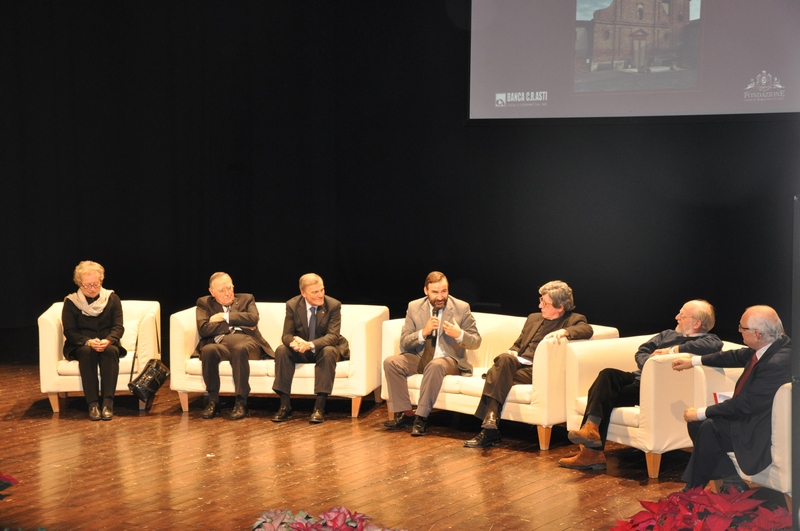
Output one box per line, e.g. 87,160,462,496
558,299,722,470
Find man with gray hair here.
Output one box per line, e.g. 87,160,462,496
559,299,721,469
673,305,791,491
271,273,349,424
465,280,593,448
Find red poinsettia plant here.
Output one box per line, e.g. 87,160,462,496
0,472,19,500
253,505,408,531
611,487,791,531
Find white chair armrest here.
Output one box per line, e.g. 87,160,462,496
380,319,405,400
38,303,65,393
169,307,200,388
637,353,695,452
341,305,389,395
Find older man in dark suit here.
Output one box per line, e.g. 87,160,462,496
383,271,482,437
673,305,791,491
194,272,274,420
271,273,349,424
465,280,593,448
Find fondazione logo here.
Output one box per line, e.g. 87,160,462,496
744,70,785,103
495,91,548,107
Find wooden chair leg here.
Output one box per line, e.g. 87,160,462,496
645,452,662,479
48,393,62,413
784,494,791,512
708,479,723,493
179,392,189,412
537,426,552,451
350,396,362,417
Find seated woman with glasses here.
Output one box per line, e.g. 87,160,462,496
62,260,126,421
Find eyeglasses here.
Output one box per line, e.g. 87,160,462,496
214,285,234,294
81,282,101,290
678,312,698,320
539,297,553,308
738,325,759,333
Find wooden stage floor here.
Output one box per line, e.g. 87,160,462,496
0,363,787,530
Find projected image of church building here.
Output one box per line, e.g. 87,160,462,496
575,0,700,92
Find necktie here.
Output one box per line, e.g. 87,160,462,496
418,334,436,373
214,306,231,343
733,354,759,397
418,310,438,373
308,306,317,342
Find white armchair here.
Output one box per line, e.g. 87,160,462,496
699,369,792,509
169,303,388,417
565,335,745,478
727,382,792,509
38,300,162,412
381,311,619,450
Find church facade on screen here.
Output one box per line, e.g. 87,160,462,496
575,0,698,73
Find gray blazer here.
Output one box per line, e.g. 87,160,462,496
399,295,481,374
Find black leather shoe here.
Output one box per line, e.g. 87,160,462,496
202,401,219,419
272,406,293,422
309,408,325,424
481,411,499,430
89,404,101,421
229,402,249,420
410,415,428,436
722,478,749,493
101,405,113,421
464,429,502,448
384,412,415,430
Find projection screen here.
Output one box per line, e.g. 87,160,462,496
469,0,800,119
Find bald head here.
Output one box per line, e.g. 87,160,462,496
740,305,783,349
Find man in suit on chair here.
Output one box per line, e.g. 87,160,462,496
672,305,791,491
195,272,274,420
464,280,593,448
383,271,482,436
271,273,349,424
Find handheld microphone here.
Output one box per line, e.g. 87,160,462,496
431,306,438,339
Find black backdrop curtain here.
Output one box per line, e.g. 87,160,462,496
2,1,799,349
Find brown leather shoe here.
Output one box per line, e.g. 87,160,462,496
558,445,606,470
567,421,602,449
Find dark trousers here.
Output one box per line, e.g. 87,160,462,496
474,353,532,419
200,333,261,403
69,344,121,406
682,418,738,488
272,344,340,396
582,368,640,449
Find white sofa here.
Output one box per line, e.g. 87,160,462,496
565,335,745,478
38,300,162,412
169,302,388,417
380,311,619,449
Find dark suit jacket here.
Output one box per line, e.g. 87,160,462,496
62,292,127,359
281,295,350,360
399,295,482,374
192,293,274,359
701,335,792,475
509,311,593,358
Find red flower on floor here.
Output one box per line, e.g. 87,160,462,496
611,487,791,531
